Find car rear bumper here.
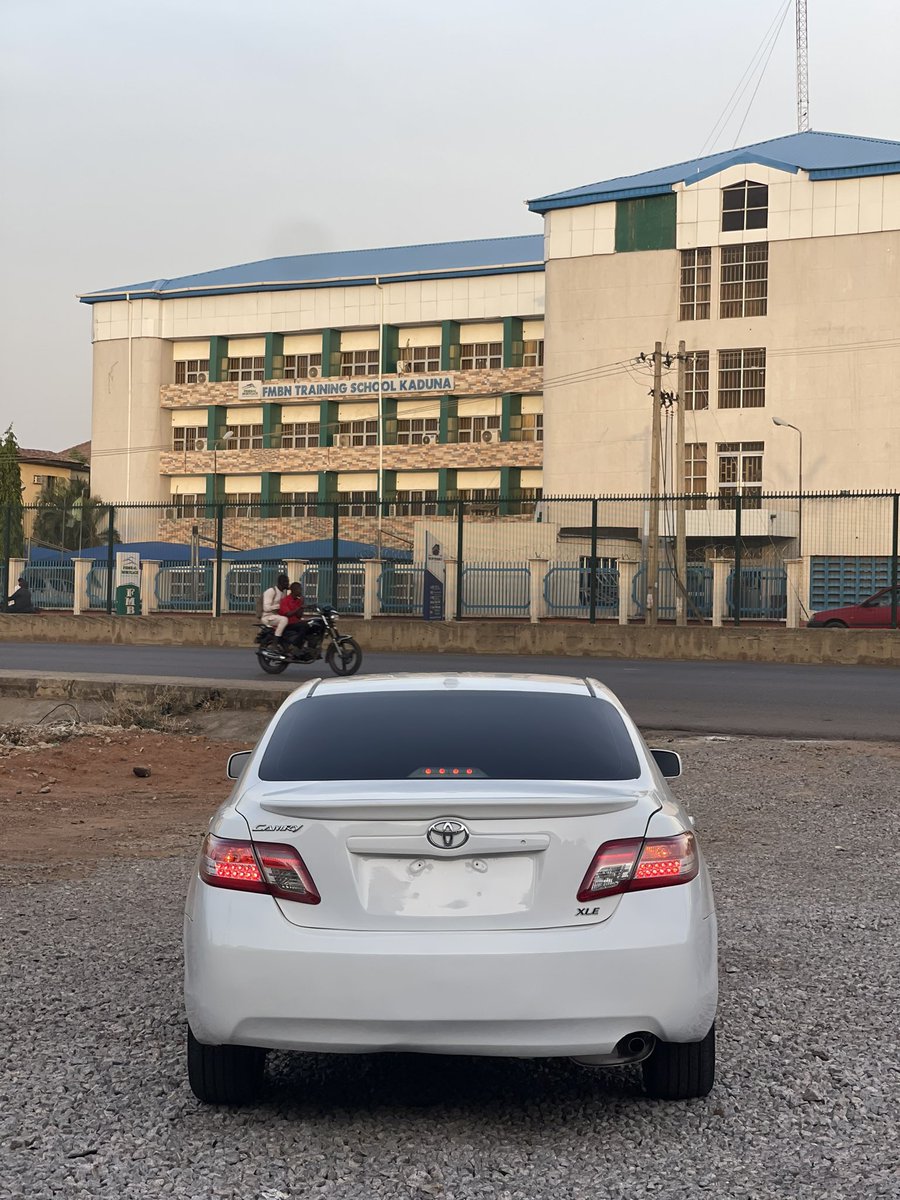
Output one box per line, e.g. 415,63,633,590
184,873,717,1058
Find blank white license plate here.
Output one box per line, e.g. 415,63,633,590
356,855,535,917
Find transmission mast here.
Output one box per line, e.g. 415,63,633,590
796,0,810,132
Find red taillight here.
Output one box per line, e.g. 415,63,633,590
577,833,698,902
199,834,320,904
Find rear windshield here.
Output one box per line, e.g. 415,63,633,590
258,690,641,781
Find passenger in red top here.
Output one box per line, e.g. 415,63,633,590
276,582,307,653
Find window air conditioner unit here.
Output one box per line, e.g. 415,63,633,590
307,365,322,379
481,428,502,443
421,433,439,446
335,433,354,448
195,372,209,384
396,359,412,373
164,507,177,519
194,437,208,451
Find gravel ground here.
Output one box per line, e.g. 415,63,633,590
1,735,898,1200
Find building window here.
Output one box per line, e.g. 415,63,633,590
169,494,204,517
226,356,265,382
509,412,543,442
337,419,378,447
283,353,322,379
718,348,766,409
174,359,210,384
172,426,207,452
456,488,500,514
278,491,318,517
224,423,264,449
340,349,379,377
459,342,502,370
337,490,378,516
280,421,320,449
679,248,712,321
683,352,710,411
523,339,544,367
392,489,439,516
456,414,501,443
717,442,764,509
721,181,768,232
398,346,440,373
395,417,439,445
517,487,543,515
684,443,708,510
720,243,768,318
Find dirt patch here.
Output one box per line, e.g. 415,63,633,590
0,730,251,885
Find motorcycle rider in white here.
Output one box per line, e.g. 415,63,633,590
259,573,290,638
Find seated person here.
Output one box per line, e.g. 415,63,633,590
276,582,309,653
259,573,290,635
5,576,35,614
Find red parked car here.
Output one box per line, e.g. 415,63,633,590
808,586,898,628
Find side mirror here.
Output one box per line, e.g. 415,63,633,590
226,751,251,780
650,748,682,779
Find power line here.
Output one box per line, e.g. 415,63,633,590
732,1,793,148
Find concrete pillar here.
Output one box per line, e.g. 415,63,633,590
444,558,458,622
210,561,221,615
363,559,382,620
617,559,640,626
9,558,25,586
73,558,92,615
711,558,730,628
784,557,809,629
285,559,306,583
528,559,548,623
140,561,160,614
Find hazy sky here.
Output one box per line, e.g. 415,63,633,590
1,0,898,452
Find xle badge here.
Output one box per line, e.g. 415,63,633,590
576,907,601,917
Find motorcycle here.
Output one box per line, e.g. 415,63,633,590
254,605,362,676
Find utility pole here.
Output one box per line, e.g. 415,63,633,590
675,340,687,626
646,342,662,626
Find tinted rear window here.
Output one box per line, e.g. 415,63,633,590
258,690,640,781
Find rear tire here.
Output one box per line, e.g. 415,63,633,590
326,638,362,676
257,649,289,675
824,620,848,628
641,1022,715,1100
187,1027,266,1105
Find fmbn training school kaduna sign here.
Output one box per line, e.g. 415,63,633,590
239,374,455,402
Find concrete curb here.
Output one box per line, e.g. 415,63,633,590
0,669,293,712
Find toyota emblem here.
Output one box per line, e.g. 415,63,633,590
427,820,470,850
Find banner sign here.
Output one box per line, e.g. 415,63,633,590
116,551,141,589
259,374,455,400
422,533,445,621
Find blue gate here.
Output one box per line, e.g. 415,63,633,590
726,567,787,619
460,563,530,616
226,561,286,613
632,565,713,619
154,562,213,611
86,563,112,610
23,562,75,610
543,563,619,617
302,563,365,614
378,562,426,615
810,556,894,610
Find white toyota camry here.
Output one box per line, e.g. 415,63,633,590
184,673,717,1103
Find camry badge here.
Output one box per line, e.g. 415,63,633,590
427,820,470,850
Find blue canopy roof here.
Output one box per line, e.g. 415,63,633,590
29,541,216,561
528,131,900,212
79,235,545,303
225,539,411,562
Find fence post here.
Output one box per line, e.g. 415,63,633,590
444,559,458,623
528,559,547,624
732,493,742,627
363,559,381,620
589,498,598,625
141,561,160,614
214,503,224,617
711,558,729,628
617,559,639,626
73,557,91,616
784,558,803,629
105,506,116,614
455,500,464,621
331,503,340,609
891,493,899,630
1,506,9,603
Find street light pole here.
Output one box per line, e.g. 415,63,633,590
772,418,802,556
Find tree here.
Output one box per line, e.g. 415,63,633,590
0,425,24,563
32,478,117,552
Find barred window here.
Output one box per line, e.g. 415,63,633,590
679,248,712,321
226,356,265,382
456,487,500,514
392,489,438,516
518,486,543,515
509,412,543,442
683,352,710,411
720,243,768,318
337,490,378,516
224,423,264,449
170,493,204,517
456,414,501,443
279,491,318,517
722,181,768,232
717,441,764,509
336,419,378,447
33,474,58,490
523,339,544,367
718,348,766,409
172,425,206,452
341,349,379,377
174,359,210,384
225,492,259,507
395,417,439,445
280,421,320,449
684,443,708,510
283,353,322,379
398,346,440,373
459,342,502,370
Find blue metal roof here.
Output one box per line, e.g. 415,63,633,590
528,131,900,212
79,235,545,304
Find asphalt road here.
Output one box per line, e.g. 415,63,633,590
0,640,896,739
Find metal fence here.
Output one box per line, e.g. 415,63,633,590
1,492,897,626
